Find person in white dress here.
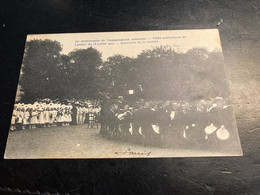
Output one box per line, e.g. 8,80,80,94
49,106,55,126
52,106,58,126
63,107,70,126
56,107,63,126
30,108,39,129
88,106,95,128
68,105,72,125
76,106,81,125
23,108,31,129
44,107,51,127
38,107,45,127
16,107,23,130
61,107,68,126
10,105,17,131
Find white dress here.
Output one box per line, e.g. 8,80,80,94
56,110,63,123
30,111,39,124
11,110,17,125
38,110,45,124
23,111,30,125
52,110,58,123
60,110,67,122
44,110,50,124
68,110,72,123
16,110,23,124
49,110,55,124
63,110,69,122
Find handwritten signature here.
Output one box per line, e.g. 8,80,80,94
115,148,151,156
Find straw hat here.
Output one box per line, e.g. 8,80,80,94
216,125,230,140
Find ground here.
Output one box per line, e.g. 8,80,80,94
4,124,241,159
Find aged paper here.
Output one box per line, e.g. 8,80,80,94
5,29,242,158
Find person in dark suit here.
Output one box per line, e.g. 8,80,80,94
71,104,77,125
156,102,171,146
131,101,144,144
99,93,111,135
105,102,119,139
118,104,132,141
171,106,185,146
140,102,155,146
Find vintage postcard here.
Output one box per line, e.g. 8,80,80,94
4,29,242,158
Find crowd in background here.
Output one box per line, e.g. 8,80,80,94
100,96,233,147
10,99,101,131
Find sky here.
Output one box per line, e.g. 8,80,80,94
26,29,222,61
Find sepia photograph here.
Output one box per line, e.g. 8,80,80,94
4,29,242,158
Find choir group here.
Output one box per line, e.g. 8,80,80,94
10,100,101,131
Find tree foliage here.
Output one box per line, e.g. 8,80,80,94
102,55,136,96
103,46,229,101
68,48,103,99
19,40,229,102
20,40,103,102
20,39,62,102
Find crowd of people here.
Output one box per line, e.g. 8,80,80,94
10,99,101,131
10,96,233,148
99,96,233,147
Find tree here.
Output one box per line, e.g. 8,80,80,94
102,55,136,97
133,46,225,101
20,39,62,102
54,54,73,99
68,48,103,99
135,46,178,100
20,40,227,103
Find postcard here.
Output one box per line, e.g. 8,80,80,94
4,29,242,158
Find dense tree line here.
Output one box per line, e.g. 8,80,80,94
19,39,229,103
